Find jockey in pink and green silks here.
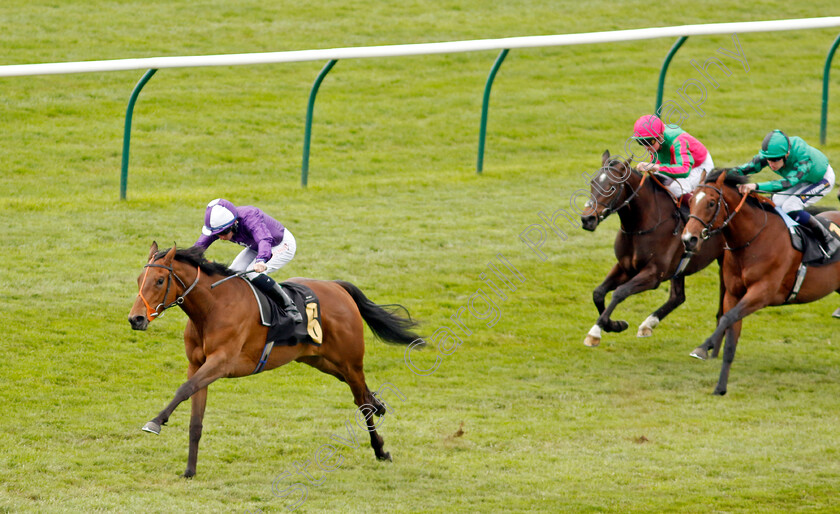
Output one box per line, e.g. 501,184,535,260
631,114,714,203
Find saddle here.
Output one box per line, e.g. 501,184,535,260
243,279,323,347
775,207,840,266
647,174,690,228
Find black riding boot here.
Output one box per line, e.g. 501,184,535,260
251,274,303,323
805,216,840,258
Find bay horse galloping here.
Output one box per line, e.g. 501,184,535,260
128,242,421,477
580,151,725,348
682,170,840,395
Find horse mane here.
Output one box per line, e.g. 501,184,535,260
606,158,641,176
703,168,775,209
154,246,235,277
704,168,748,186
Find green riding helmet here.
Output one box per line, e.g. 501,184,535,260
759,129,790,160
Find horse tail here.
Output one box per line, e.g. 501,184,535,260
335,281,423,346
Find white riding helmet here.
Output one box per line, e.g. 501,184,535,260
201,198,239,236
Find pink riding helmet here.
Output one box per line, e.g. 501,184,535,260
632,115,665,140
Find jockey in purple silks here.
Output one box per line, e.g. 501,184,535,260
194,198,302,323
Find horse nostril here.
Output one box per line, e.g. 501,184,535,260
129,315,148,330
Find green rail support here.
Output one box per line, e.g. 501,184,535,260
301,60,337,187
120,68,158,200
821,33,840,145
477,49,510,173
655,37,688,114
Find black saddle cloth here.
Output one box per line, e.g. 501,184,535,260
790,218,840,266
248,280,322,346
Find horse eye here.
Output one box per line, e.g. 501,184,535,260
708,200,715,208
156,277,165,286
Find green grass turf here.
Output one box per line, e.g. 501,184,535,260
2,1,840,512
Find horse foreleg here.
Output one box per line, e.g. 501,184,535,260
142,354,230,437
640,274,687,337
587,268,660,347
593,264,626,314
694,288,768,395
585,265,627,346
690,265,727,360
183,385,207,478
715,319,742,396
711,263,726,358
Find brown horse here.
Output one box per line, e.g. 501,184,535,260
682,170,840,395
128,242,421,477
580,151,725,348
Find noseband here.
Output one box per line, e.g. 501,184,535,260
137,259,201,320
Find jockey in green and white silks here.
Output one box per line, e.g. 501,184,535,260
731,129,838,255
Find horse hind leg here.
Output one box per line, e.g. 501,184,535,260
344,366,392,462
301,356,391,461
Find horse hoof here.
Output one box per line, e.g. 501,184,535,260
583,335,601,347
713,388,727,396
141,421,161,435
377,452,392,462
689,348,708,360
833,307,840,319
182,470,195,479
614,320,629,332
637,315,659,337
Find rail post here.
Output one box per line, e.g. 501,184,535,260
120,68,158,200
302,60,338,187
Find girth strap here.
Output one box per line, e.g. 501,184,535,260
785,263,808,304
252,340,276,374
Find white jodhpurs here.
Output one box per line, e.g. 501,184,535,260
230,229,297,279
662,152,715,197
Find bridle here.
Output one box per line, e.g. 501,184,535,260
587,168,671,235
137,257,201,320
688,183,765,250
586,163,645,222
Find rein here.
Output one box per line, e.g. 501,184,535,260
599,169,645,220
589,167,669,235
689,183,765,250
137,259,201,320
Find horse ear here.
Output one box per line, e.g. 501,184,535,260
699,170,707,183
715,170,727,186
162,245,177,266
148,241,159,261
601,150,611,166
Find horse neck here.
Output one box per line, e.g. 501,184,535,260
614,172,663,229
171,261,215,325
719,187,771,249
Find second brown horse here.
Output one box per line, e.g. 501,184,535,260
683,170,840,395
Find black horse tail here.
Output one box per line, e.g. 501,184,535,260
336,281,423,346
